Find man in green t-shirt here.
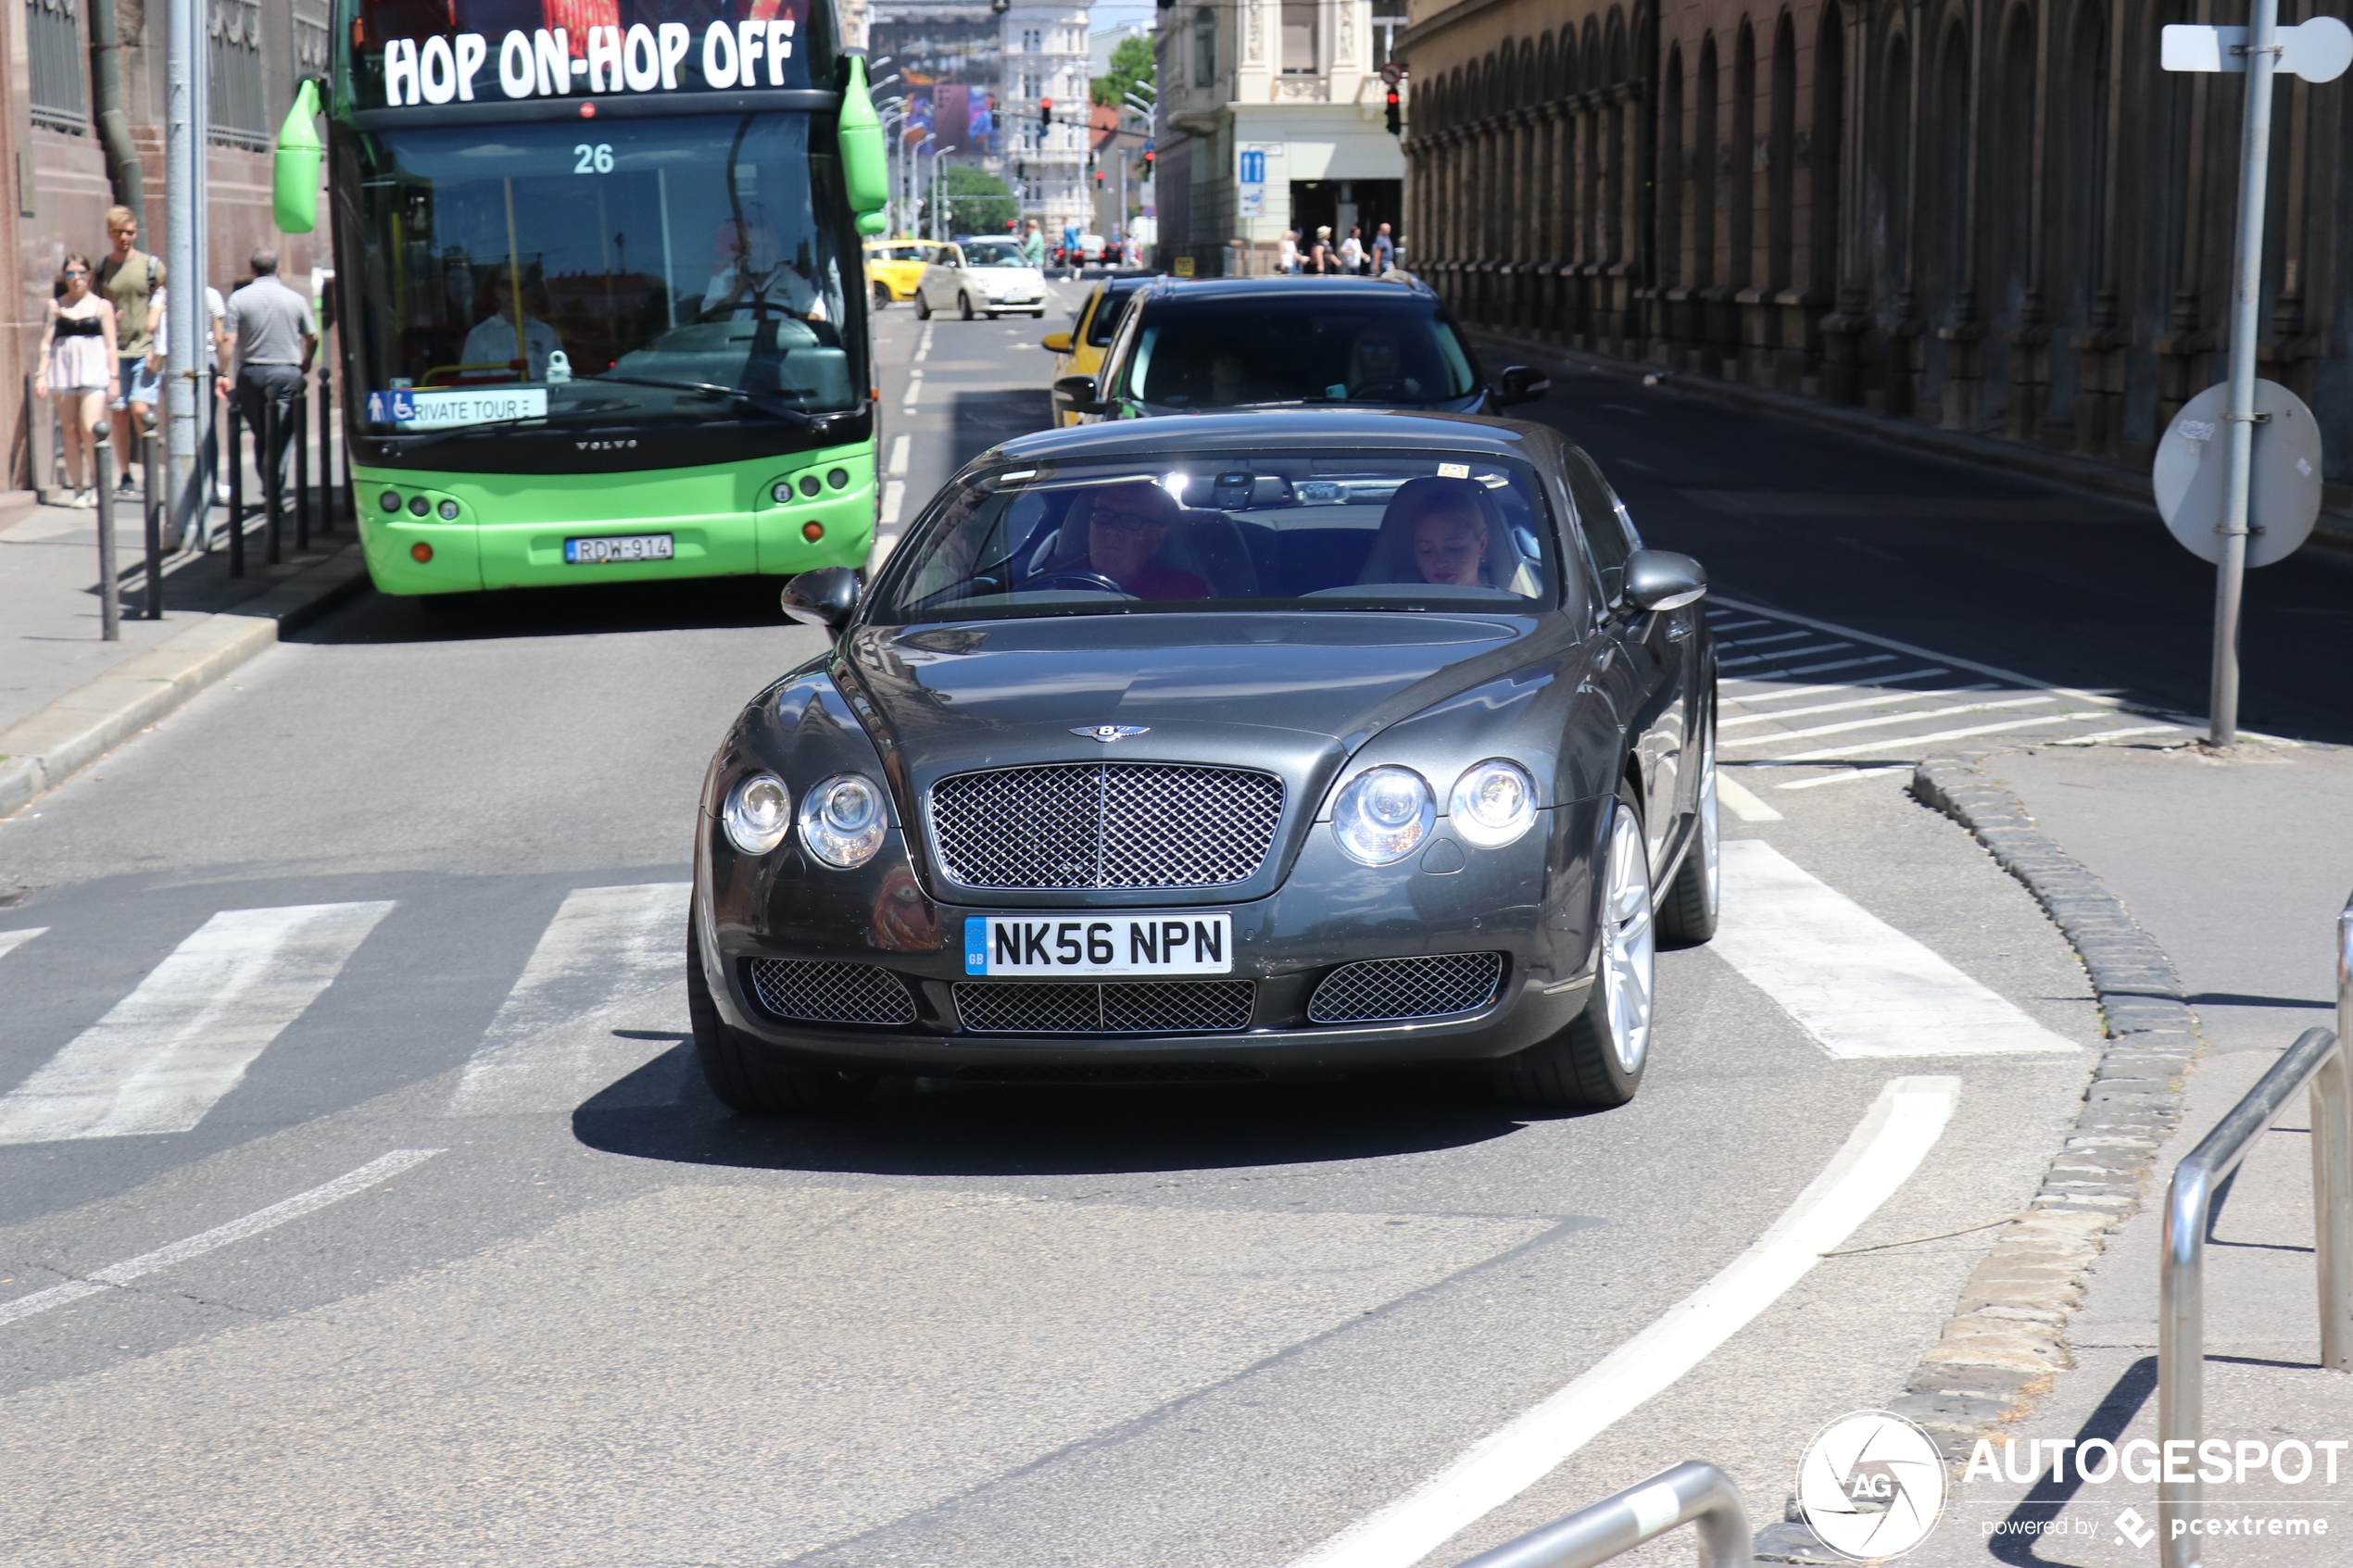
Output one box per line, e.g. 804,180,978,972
96,204,165,495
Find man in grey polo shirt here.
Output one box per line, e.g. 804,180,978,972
222,247,317,491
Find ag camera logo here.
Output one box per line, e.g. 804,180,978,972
1797,1410,1948,1561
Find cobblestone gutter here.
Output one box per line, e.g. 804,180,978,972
1894,756,2199,1458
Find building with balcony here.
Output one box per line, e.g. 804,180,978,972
1155,0,1409,276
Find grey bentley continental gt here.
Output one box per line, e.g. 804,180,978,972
688,410,1717,1113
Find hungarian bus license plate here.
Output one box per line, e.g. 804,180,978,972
964,913,1233,976
564,533,673,565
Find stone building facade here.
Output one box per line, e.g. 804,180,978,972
1401,0,2353,488
6,0,332,496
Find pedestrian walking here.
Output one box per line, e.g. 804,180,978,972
95,206,164,496
1020,220,1046,268
222,248,318,495
1278,229,1300,274
1340,225,1365,276
35,254,119,508
1371,221,1396,275
1308,225,1336,274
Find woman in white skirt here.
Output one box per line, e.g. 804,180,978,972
35,253,120,507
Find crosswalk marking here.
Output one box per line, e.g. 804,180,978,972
1768,709,2113,763
0,928,47,963
1722,652,1897,683
447,882,690,1117
1713,841,2080,1057
1719,693,2055,748
1718,684,1994,728
0,902,395,1144
1718,640,1850,669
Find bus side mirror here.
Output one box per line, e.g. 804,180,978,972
782,567,862,633
837,56,890,229
273,78,322,234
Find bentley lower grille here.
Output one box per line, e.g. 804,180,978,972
954,979,1255,1035
951,1062,1266,1085
1306,953,1505,1023
746,959,919,1026
928,762,1284,889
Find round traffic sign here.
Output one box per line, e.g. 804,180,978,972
2151,378,2322,568
1379,62,1403,86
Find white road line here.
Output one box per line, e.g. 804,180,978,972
1768,709,2113,762
0,902,396,1144
447,883,690,1116
2051,722,2196,746
1708,617,1772,633
887,433,912,478
1776,765,1915,791
1715,841,2079,1056
1713,596,2130,711
880,479,907,528
1716,775,1782,822
1716,629,1816,651
1722,654,1897,684
1721,694,2056,749
0,928,47,963
0,1148,441,1328
1719,684,1994,729
1724,669,1953,707
1718,641,1851,670
1286,1075,1961,1568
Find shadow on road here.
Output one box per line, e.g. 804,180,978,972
572,1045,1549,1176
289,571,804,645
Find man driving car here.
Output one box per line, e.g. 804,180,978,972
1068,483,1209,599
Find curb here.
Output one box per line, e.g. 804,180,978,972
1462,328,2353,554
0,543,373,819
1885,756,2197,1461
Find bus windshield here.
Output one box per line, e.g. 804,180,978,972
340,111,863,432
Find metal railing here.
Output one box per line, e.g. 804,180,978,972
1445,1461,1751,1568
2157,893,2353,1566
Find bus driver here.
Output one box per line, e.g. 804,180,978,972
459,268,563,382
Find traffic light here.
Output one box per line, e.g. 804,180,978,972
1039,96,1052,127
1142,146,1154,178
1385,86,1401,136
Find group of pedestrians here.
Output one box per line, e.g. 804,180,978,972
1276,221,1397,277
34,207,319,532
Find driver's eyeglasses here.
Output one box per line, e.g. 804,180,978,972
1090,508,1162,533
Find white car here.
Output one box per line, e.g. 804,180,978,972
914,239,1049,320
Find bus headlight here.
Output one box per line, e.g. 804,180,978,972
723,773,792,856
1449,759,1538,847
1331,766,1435,865
799,773,887,869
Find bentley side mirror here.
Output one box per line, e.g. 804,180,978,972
781,566,862,633
1623,549,1708,613
1041,331,1073,353
1495,365,1552,407
1052,372,1105,417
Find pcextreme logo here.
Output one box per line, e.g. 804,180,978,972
1797,1410,1950,1561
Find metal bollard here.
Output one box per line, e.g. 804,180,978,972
227,403,245,578
93,426,120,641
263,396,282,566
316,362,334,534
142,422,163,619
294,385,310,551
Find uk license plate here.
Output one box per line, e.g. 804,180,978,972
964,913,1233,976
564,533,673,564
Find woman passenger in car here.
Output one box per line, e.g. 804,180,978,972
1369,476,1496,587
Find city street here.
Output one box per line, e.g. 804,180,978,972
2,287,2349,1567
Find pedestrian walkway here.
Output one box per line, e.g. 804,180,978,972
0,481,350,736
1908,737,2353,1565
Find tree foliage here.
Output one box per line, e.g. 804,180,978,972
925,164,1017,235
1089,34,1155,109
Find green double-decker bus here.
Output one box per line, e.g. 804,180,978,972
285,0,888,596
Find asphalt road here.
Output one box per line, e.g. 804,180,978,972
0,287,2252,1566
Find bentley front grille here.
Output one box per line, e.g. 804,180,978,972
745,959,919,1026
953,979,1255,1035
927,762,1284,890
1306,953,1505,1024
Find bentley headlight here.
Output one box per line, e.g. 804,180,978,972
1331,766,1436,865
1450,759,1538,847
723,773,792,856
799,773,888,869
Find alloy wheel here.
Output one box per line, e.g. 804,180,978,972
1599,801,1657,1074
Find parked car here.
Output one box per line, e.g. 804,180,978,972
1058,275,1548,422
915,239,1049,320
1038,275,1150,427
864,239,945,309
689,410,1716,1114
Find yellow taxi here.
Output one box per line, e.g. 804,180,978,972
864,239,946,308
1038,275,1148,425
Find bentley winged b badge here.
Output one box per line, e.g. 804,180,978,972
1072,725,1151,743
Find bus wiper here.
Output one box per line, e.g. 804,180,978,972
583,374,825,428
